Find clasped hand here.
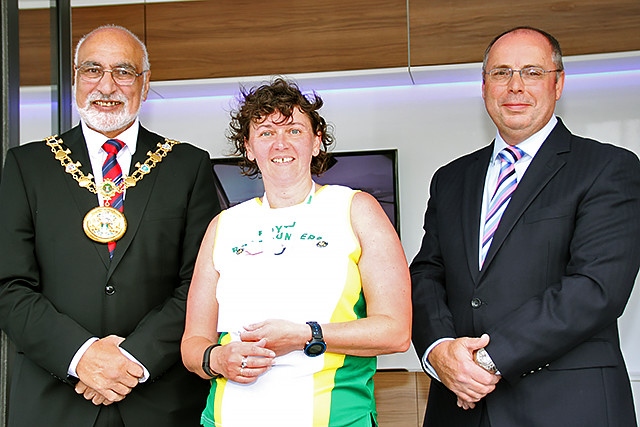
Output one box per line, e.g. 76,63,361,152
210,338,275,384
74,335,144,405
429,334,501,410
209,319,305,384
240,319,309,356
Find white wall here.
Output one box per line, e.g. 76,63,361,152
19,51,640,415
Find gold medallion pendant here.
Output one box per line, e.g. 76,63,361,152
83,206,127,243
45,135,179,245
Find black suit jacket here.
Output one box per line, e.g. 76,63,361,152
0,125,220,426
411,119,640,427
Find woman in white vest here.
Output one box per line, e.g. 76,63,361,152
181,77,411,427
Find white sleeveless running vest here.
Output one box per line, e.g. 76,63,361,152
202,185,377,427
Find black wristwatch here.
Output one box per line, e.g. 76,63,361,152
304,321,327,357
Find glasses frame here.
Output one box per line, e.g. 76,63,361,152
484,66,563,83
74,64,149,86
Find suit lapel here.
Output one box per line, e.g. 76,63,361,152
479,120,571,276
107,127,163,273
462,145,494,284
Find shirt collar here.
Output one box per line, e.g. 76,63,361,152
81,119,140,157
492,115,557,163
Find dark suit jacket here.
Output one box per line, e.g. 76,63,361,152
410,119,640,427
0,125,220,426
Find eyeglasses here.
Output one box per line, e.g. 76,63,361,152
75,65,148,86
484,67,563,83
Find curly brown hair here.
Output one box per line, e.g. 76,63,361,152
226,77,335,177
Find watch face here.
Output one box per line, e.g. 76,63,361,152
305,341,326,357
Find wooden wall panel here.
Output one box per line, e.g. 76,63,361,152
373,371,431,427
409,0,640,67
71,5,146,50
374,371,420,427
416,372,430,426
19,5,145,86
18,1,640,86
18,9,51,86
144,0,408,81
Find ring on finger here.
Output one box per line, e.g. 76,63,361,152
241,356,248,369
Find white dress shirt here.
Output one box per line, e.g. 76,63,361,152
82,119,139,205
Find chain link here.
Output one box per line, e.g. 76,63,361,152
45,135,180,199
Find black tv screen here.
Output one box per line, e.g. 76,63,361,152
211,149,400,235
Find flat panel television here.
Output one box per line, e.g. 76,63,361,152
211,149,400,235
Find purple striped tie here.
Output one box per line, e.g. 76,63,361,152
102,138,125,258
480,146,524,267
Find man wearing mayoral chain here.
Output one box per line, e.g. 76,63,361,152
0,25,220,427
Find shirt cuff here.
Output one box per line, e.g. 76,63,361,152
68,337,99,378
421,337,454,382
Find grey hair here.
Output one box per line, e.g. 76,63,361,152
74,24,150,73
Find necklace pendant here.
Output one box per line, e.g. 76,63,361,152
83,206,127,243
98,178,119,198
45,135,179,246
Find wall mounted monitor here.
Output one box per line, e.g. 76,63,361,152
211,149,400,235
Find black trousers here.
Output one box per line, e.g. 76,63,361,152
480,403,491,427
94,405,125,427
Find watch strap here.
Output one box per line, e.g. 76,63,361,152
306,321,323,340
202,343,222,378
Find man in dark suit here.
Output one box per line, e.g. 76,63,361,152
0,25,220,426
411,26,640,427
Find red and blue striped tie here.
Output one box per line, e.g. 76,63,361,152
102,138,125,258
481,145,524,267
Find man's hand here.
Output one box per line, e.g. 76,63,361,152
429,334,500,409
75,381,114,406
75,335,144,402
